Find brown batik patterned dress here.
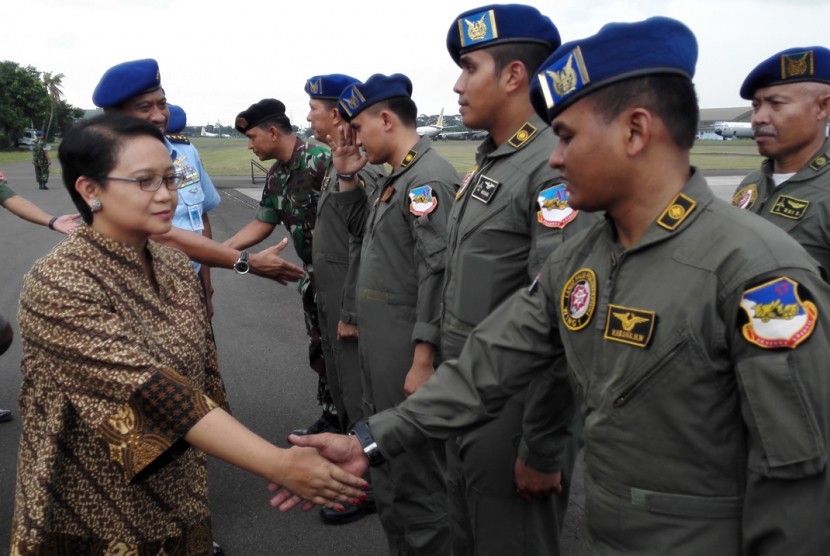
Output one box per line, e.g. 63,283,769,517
10,224,229,556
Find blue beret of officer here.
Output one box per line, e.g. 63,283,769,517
35,130,44,137
446,4,561,66
235,99,290,133
305,74,360,100
338,73,413,121
166,104,187,134
740,46,830,99
92,59,162,108
530,17,697,122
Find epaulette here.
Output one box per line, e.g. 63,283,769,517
165,134,190,145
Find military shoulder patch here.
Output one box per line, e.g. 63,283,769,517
401,149,417,168
470,174,500,204
537,184,578,229
809,154,829,171
561,269,597,331
604,305,656,348
732,183,758,210
165,134,190,145
740,277,817,349
657,193,696,231
409,185,438,216
508,121,538,149
769,194,810,220
457,164,478,200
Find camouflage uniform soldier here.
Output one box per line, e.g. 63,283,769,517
32,130,50,189
226,99,339,432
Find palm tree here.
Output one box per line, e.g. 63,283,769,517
42,71,65,141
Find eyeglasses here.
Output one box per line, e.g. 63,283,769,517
105,172,184,191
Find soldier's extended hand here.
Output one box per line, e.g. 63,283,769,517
249,238,304,284
513,457,562,501
327,124,367,187
52,213,80,234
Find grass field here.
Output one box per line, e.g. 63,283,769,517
0,137,764,176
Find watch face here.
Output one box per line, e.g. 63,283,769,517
234,261,250,274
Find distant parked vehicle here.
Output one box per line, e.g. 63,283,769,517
16,128,38,149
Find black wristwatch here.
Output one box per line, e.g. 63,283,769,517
233,250,250,275
350,420,385,467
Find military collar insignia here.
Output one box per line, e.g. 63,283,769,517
561,269,596,331
471,174,500,203
400,149,418,168
536,46,591,112
740,277,817,349
809,152,829,172
604,305,656,348
769,194,810,220
165,134,190,145
657,193,696,231
458,9,498,48
409,185,438,216
508,121,538,149
781,50,814,81
457,164,478,200
732,183,758,210
537,184,578,228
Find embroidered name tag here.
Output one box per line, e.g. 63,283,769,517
769,194,810,220
740,277,817,349
561,269,597,331
471,174,500,203
604,305,656,348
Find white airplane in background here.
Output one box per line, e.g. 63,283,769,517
713,121,754,139
201,126,220,138
417,108,445,138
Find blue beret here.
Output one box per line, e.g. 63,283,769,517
92,59,162,108
338,73,413,121
740,46,830,99
530,17,697,122
166,104,187,134
35,130,44,136
235,99,289,133
305,74,360,100
447,4,561,66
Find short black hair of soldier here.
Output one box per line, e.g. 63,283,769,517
317,98,340,111
488,42,555,78
587,74,699,150
59,113,165,224
368,97,418,128
255,114,293,134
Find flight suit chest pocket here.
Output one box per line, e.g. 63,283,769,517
414,214,447,273
736,352,826,478
178,182,205,206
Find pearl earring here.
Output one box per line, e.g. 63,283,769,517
90,199,103,212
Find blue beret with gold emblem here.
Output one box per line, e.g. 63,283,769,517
740,46,830,99
530,17,697,122
446,4,561,66
92,58,162,108
166,104,187,134
338,73,413,121
305,74,360,100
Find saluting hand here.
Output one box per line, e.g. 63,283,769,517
327,124,368,189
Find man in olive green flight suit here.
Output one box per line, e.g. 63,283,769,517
440,5,599,555
290,17,830,556
732,46,830,272
328,73,458,555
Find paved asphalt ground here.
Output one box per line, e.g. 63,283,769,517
0,160,747,555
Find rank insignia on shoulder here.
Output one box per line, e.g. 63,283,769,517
732,183,758,210
740,277,817,349
604,305,656,348
471,174,500,204
508,121,538,149
401,150,417,168
770,194,810,220
538,184,577,228
457,165,478,200
657,193,696,231
809,154,829,171
561,268,596,331
165,134,190,145
409,185,438,216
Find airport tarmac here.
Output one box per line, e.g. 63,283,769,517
0,162,748,554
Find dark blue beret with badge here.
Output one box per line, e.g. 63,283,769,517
446,4,561,66
166,104,187,134
530,17,697,123
235,98,290,133
338,73,413,121
740,46,830,99
305,74,360,100
92,58,162,108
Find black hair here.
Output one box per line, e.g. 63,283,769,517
488,42,555,78
59,113,165,224
588,75,699,150
255,115,293,134
369,97,418,128
317,98,339,111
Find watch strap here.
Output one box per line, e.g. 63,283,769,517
350,420,385,467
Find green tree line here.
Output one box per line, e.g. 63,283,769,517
0,60,84,148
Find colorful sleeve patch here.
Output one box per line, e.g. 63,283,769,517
732,183,758,210
409,185,438,216
739,277,817,349
561,268,597,331
538,184,577,228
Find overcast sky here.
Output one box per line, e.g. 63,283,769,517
5,0,830,127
